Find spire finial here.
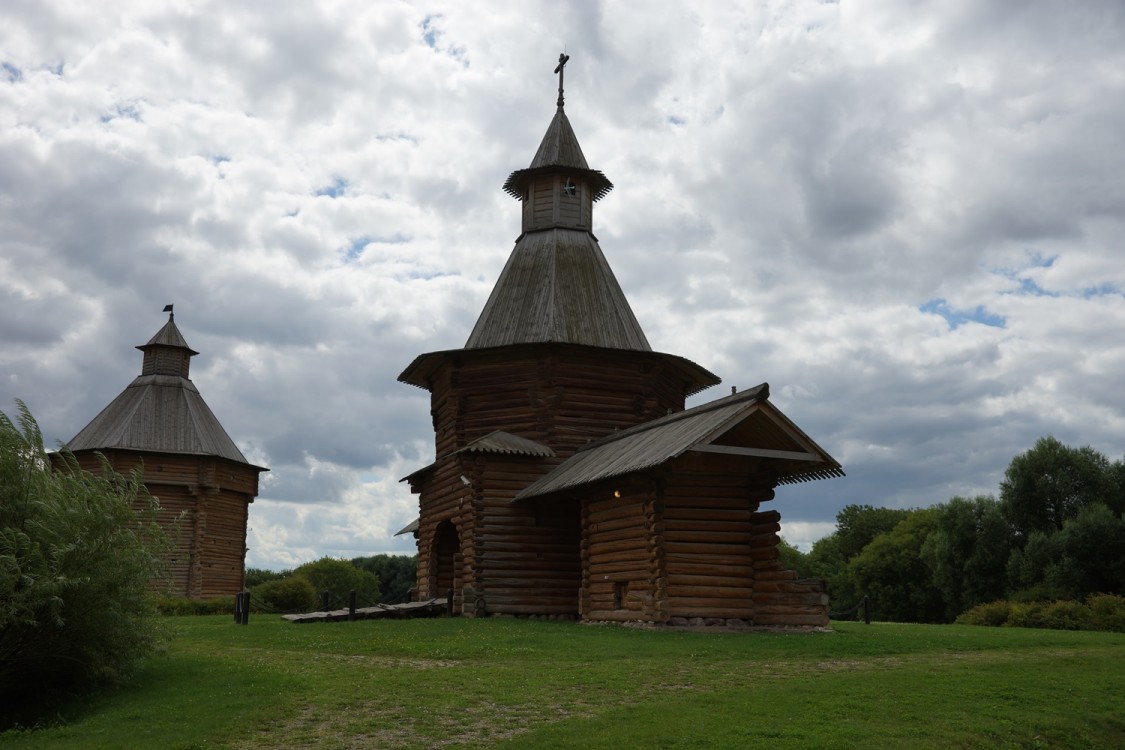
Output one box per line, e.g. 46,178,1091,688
163,303,174,321
554,52,570,108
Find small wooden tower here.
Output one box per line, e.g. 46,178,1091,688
399,56,842,625
64,308,266,598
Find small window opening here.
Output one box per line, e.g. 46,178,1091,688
613,581,628,609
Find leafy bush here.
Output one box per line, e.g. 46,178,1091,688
293,557,381,608
351,554,417,604
155,596,235,616
1005,601,1049,629
250,575,318,614
1,401,169,710
1086,594,1125,632
955,600,1013,627
1037,600,1095,631
957,595,1125,632
245,567,288,588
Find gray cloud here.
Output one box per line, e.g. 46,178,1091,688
2,1,1122,567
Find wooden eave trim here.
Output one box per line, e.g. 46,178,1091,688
687,444,821,461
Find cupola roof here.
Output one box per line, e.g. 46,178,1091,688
66,308,264,469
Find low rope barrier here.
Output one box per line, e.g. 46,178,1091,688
828,595,871,624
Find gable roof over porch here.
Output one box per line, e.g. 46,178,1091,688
515,383,843,501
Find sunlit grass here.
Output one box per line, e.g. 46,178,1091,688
2,617,1123,749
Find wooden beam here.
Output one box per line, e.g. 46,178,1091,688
688,445,820,461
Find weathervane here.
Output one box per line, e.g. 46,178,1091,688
554,52,570,108
163,303,174,321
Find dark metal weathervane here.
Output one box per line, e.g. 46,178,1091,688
554,52,570,108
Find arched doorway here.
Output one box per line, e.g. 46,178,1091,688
432,519,461,611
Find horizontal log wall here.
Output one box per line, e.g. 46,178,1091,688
411,453,580,616
426,347,691,461
409,345,694,614
195,490,250,598
92,450,261,496
411,454,471,604
661,467,772,621
749,509,829,626
66,450,256,599
581,482,664,622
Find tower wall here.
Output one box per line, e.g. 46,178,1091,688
428,345,694,461
68,449,258,598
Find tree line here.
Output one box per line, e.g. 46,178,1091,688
244,553,418,613
781,437,1125,622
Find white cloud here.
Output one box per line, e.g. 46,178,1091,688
2,0,1123,568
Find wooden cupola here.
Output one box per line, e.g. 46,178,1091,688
502,53,613,235
137,309,198,378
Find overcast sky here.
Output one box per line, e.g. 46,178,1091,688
3,1,1123,569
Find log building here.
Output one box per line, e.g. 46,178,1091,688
62,310,266,598
398,56,843,626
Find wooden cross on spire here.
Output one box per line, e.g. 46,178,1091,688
554,52,570,108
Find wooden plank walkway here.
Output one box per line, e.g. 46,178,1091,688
282,599,447,624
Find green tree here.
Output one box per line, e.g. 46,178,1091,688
251,575,318,613
1,401,168,712
834,504,913,561
293,557,381,608
1000,437,1116,538
806,504,912,611
1006,529,1066,600
1008,504,1125,601
352,554,418,604
1110,458,1125,517
776,538,812,578
1057,503,1125,596
920,496,1010,619
848,509,945,623
245,567,288,588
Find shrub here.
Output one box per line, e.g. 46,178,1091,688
293,557,381,608
957,596,1125,633
250,575,318,614
245,567,288,588
1086,594,1125,632
351,554,418,604
1005,601,1047,629
1005,600,1091,631
1037,600,1095,631
1,401,169,711
956,600,1013,627
155,596,235,616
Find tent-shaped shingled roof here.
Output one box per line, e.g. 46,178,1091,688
66,314,262,469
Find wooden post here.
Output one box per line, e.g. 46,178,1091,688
321,590,330,612
233,591,249,625
348,590,356,621
863,595,871,625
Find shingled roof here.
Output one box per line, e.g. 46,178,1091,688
66,314,262,469
399,89,720,396
502,106,613,202
464,228,652,350
516,384,843,500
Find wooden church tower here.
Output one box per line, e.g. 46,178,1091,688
64,309,266,598
399,56,842,625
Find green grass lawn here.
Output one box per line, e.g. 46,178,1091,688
3,616,1123,749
